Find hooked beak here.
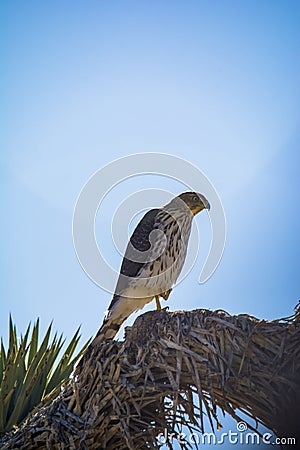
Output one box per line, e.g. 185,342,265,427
203,199,210,211
199,194,210,211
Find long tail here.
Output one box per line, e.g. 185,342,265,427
96,317,122,340
93,295,132,343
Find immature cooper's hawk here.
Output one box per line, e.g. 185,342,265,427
98,192,210,340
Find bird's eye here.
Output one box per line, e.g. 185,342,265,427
192,195,198,202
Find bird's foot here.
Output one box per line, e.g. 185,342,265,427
161,289,172,301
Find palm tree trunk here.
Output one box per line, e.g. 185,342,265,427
1,307,299,449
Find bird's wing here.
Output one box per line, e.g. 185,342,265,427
116,207,162,287
101,207,168,335
104,208,161,314
98,207,178,340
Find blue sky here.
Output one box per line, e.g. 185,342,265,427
1,1,300,446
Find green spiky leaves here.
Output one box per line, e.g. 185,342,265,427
0,315,89,436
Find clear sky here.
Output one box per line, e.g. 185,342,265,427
1,1,300,447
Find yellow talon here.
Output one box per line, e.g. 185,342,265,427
161,289,172,301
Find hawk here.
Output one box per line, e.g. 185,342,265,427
98,192,210,340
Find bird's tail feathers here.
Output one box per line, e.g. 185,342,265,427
93,295,129,343
97,317,121,340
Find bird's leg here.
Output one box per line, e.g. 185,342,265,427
155,295,162,310
155,289,172,310
161,289,172,301
155,295,169,311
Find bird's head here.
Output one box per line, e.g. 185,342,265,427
177,192,210,216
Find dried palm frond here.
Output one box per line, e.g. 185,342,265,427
1,306,299,449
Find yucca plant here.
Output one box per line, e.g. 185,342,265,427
0,315,89,436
